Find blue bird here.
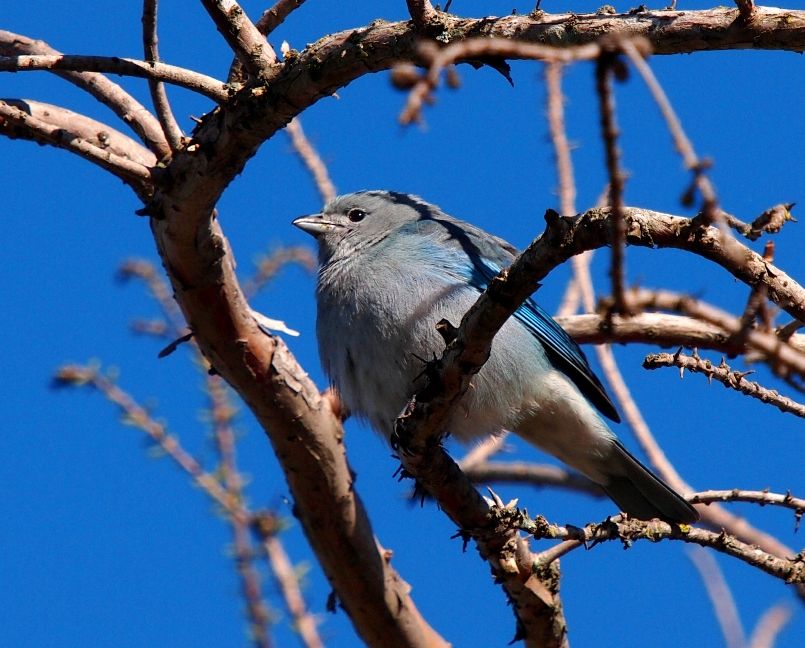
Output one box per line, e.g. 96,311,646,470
293,190,698,524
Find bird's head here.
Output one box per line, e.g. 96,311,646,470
292,190,440,263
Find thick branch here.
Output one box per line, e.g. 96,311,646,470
143,7,805,235
394,206,805,453
149,218,446,646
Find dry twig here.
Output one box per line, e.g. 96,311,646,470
208,376,272,648
688,548,745,648
142,0,183,149
254,513,324,648
748,604,793,648
285,118,337,204
644,350,805,418
520,511,805,583
595,47,630,315
0,54,228,102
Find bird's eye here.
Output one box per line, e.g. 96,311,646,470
347,208,366,223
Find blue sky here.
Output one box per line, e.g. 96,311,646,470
3,2,804,647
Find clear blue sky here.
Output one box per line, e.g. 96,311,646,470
3,2,803,647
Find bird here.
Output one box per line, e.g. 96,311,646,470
293,190,699,524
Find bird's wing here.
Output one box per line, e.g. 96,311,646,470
475,254,620,422
419,214,620,423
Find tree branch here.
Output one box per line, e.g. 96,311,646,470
0,54,229,102
285,117,336,203
255,0,308,36
691,490,805,516
406,0,439,31
520,512,805,584
142,0,183,149
0,30,168,156
148,213,446,646
393,206,805,456
30,9,802,644
595,45,630,315
560,312,746,352
254,513,324,648
464,461,604,498
748,604,793,648
610,288,805,378
134,8,805,234
201,0,277,73
644,350,805,418
688,547,746,648
0,99,154,193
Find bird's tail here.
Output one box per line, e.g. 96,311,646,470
601,441,699,524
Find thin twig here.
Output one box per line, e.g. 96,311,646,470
457,432,509,471
691,490,805,515
619,39,720,220
254,513,324,648
53,365,245,520
520,512,805,583
687,547,746,648
118,258,187,333
285,118,337,203
546,59,591,322
400,38,603,124
142,0,183,150
0,54,229,102
545,62,575,218
748,604,793,648
464,461,604,498
208,376,272,648
644,350,805,418
595,48,629,315
241,246,316,299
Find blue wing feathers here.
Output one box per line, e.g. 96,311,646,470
413,208,620,423
470,255,621,423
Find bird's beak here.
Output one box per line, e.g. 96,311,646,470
292,214,341,237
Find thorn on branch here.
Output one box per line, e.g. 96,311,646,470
643,350,805,418
158,331,194,358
